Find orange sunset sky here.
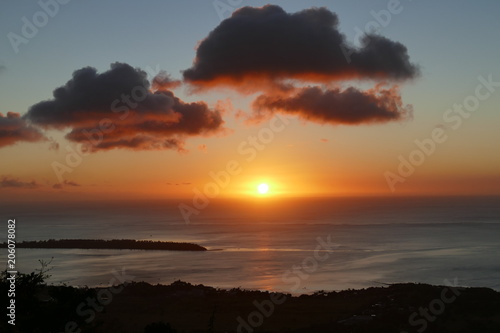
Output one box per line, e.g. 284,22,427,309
1,1,499,202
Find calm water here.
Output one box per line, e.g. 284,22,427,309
1,196,499,293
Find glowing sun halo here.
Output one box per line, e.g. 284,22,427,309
257,183,269,194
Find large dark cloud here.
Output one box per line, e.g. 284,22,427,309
25,63,225,151
183,5,418,127
0,112,46,147
252,85,412,125
183,5,419,88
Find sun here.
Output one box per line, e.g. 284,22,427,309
257,183,269,194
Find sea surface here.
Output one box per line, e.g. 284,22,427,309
1,196,499,293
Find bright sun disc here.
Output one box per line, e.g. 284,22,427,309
257,183,269,194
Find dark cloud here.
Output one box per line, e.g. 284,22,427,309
183,5,418,128
152,71,181,90
53,180,81,189
0,176,39,189
48,138,60,151
252,85,412,125
0,112,46,147
183,5,419,89
25,63,225,151
63,180,80,187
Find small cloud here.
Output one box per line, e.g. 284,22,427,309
0,176,40,189
63,180,80,187
198,144,207,152
48,137,60,150
214,98,234,115
151,71,181,90
53,179,81,190
166,182,191,186
0,112,46,148
320,138,329,143
234,109,247,120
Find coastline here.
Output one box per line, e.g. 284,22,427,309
0,239,207,251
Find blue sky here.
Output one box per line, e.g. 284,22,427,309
1,0,499,118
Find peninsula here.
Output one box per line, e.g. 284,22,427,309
0,239,207,251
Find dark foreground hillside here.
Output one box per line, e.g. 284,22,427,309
1,273,499,333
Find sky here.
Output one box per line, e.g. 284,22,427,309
0,0,499,202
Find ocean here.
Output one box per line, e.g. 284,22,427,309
1,196,499,293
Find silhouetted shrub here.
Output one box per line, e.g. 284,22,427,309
0,259,96,333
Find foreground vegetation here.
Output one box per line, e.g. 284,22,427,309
1,260,96,333
1,265,499,332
